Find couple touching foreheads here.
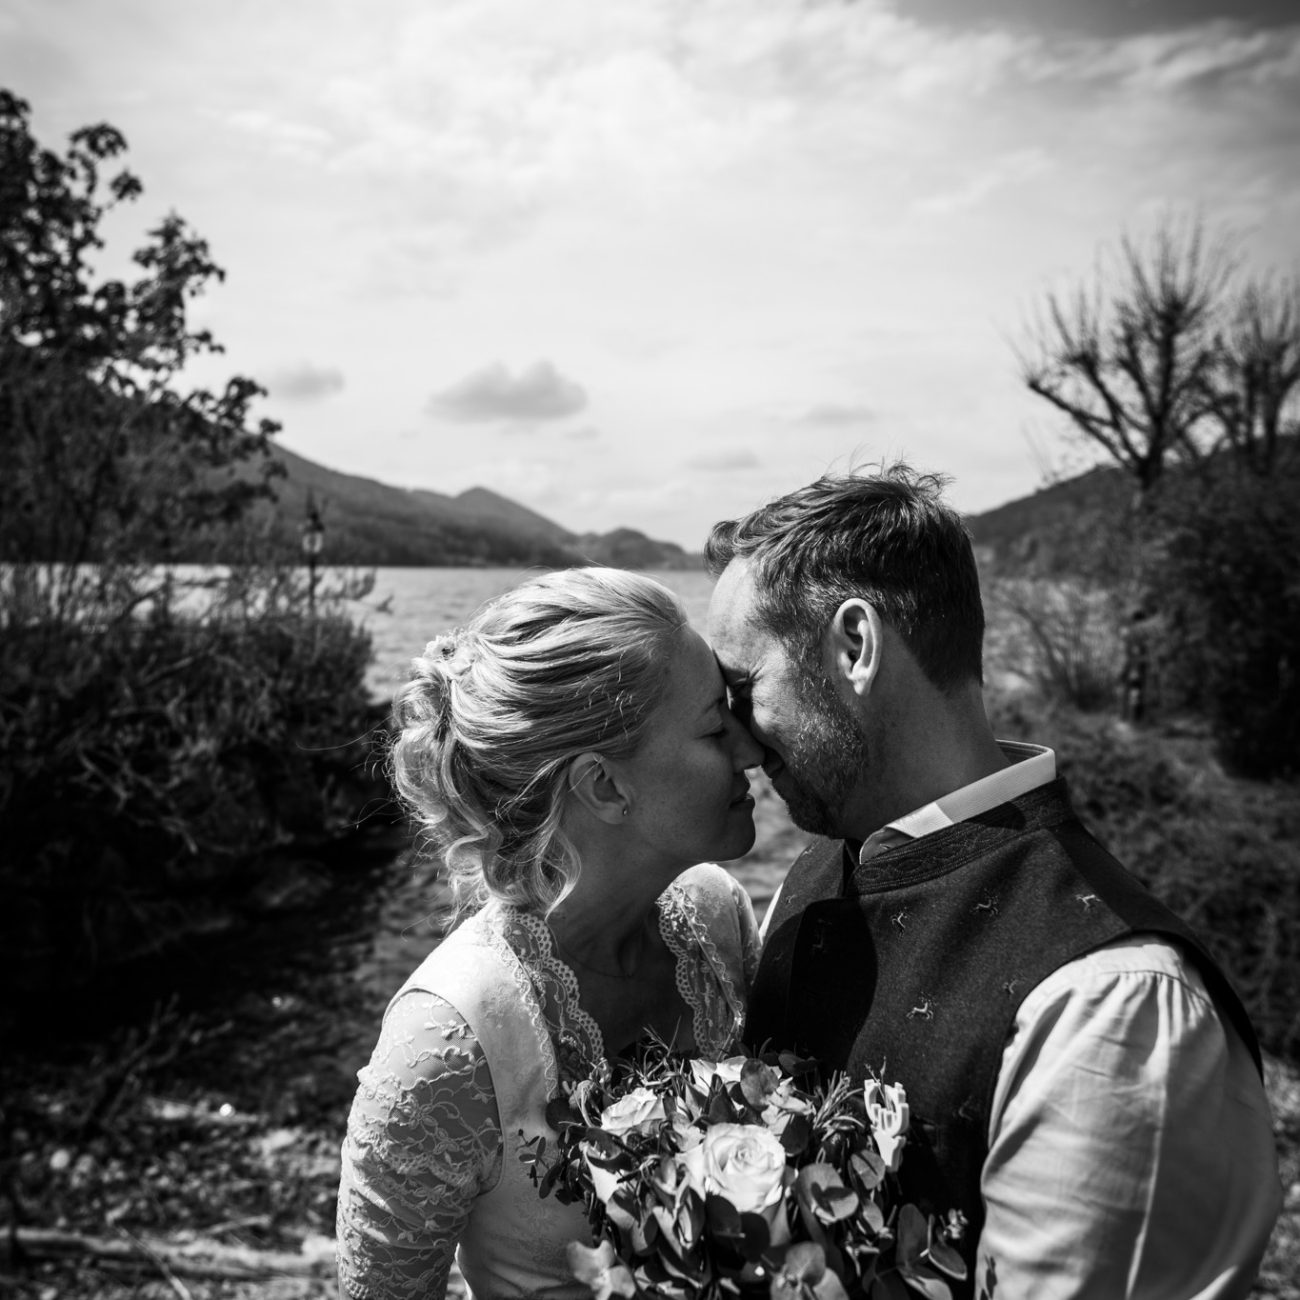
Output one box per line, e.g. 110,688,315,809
337,466,1281,1300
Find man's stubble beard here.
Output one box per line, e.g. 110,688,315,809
778,675,869,838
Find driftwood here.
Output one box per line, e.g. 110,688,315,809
4,1224,335,1282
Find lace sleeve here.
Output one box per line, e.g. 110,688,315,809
660,864,763,1057
336,990,504,1300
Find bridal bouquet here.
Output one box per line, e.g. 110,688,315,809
521,1040,967,1300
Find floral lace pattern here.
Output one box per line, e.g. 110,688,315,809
336,991,501,1300
659,873,750,1057
336,864,759,1300
499,907,606,1080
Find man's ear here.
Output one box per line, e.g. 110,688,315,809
827,599,884,698
565,752,631,825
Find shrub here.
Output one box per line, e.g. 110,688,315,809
984,575,1123,712
0,568,379,992
1148,460,1300,779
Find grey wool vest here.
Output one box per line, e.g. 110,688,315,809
745,779,1261,1296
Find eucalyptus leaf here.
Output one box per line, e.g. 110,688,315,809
925,1235,967,1281
851,1150,886,1191
896,1204,928,1264
898,1262,953,1300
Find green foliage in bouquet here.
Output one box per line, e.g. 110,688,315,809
521,1040,966,1300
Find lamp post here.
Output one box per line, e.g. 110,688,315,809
301,498,325,617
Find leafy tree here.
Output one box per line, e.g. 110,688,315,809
0,89,379,991
0,88,281,590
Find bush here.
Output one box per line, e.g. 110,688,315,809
984,575,1124,712
1148,460,1300,779
0,568,379,992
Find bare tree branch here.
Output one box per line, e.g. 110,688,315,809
1018,215,1232,498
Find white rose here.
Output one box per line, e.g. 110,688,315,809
599,1087,666,1138
865,1080,910,1173
678,1123,788,1215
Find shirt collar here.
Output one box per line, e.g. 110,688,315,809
858,742,1057,864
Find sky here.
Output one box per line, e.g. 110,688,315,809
2,0,1298,547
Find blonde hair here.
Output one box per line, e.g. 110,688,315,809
390,567,689,917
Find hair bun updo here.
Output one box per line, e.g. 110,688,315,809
404,631,477,735
388,568,689,920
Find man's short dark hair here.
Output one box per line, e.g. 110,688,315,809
705,464,985,690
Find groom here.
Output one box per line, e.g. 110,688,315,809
706,466,1280,1299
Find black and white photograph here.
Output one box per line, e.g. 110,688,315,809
2,2,1297,1297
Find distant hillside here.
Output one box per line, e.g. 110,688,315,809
570,528,692,570
444,486,573,543
964,466,1130,572
256,445,698,569
965,440,1299,573
264,447,1141,573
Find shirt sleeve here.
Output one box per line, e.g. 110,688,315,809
336,989,504,1300
978,937,1281,1300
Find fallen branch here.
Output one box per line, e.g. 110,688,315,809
5,1225,335,1281
116,1227,196,1300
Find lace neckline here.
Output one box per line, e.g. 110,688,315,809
502,906,607,1077
483,876,731,1082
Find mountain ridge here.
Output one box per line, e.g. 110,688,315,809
264,444,695,568
264,442,1148,571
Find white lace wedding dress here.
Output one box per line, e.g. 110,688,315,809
336,863,760,1300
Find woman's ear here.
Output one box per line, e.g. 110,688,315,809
565,752,631,824
828,598,884,698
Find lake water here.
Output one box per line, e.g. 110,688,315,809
349,566,723,703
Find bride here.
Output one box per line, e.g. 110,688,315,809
336,567,764,1299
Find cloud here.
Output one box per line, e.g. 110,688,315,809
427,360,589,423
798,403,879,427
915,146,1050,215
267,361,345,402
684,448,761,472
222,108,335,161
1031,20,1300,95
566,425,602,441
